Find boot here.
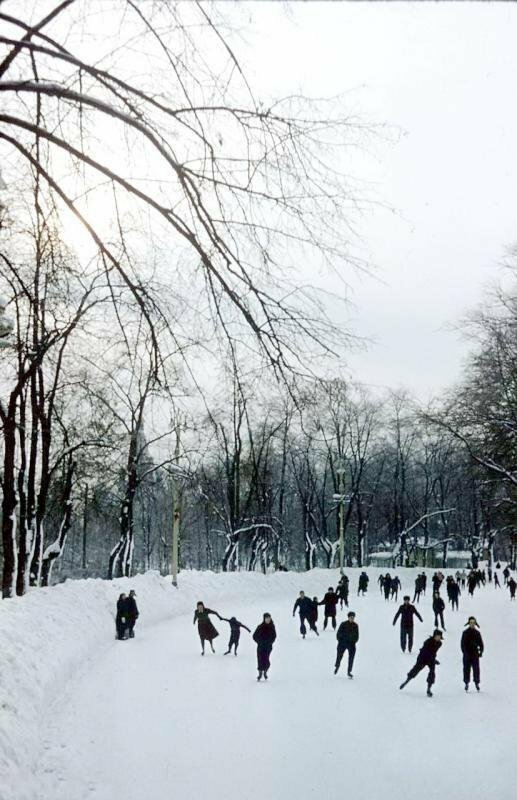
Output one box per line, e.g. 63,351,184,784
334,666,339,675
257,671,262,681
464,683,469,692
264,672,268,680
475,683,480,691
426,688,433,697
224,650,231,655
399,680,408,690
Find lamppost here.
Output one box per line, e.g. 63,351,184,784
333,466,346,574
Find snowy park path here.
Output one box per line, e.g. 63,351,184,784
36,583,517,800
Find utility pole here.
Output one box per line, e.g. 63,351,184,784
82,484,89,571
171,425,181,587
333,466,346,574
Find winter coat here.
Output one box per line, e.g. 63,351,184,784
194,608,220,641
449,583,461,600
336,620,359,645
253,621,277,650
116,597,129,621
293,596,314,617
461,628,484,658
319,592,339,613
393,603,422,628
126,596,139,620
223,617,250,635
417,636,442,665
432,597,445,613
307,600,319,623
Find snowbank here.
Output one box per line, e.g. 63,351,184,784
1,566,365,800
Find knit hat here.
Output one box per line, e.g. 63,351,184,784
464,616,480,627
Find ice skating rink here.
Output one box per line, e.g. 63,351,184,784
35,575,517,800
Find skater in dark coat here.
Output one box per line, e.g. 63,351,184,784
390,576,402,601
503,566,510,585
494,571,501,588
319,587,340,630
393,596,423,653
221,616,251,655
378,574,385,594
308,597,320,629
509,577,516,599
461,616,483,691
293,591,319,637
399,629,443,697
193,601,221,655
383,573,392,601
337,575,349,608
253,613,277,680
126,590,139,638
467,573,477,596
115,593,129,640
449,581,461,611
334,612,359,678
432,592,446,630
358,572,369,596
413,574,423,604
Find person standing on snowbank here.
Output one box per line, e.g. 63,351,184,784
461,616,483,691
393,596,423,653
509,577,516,599
193,602,222,655
126,590,139,638
399,629,443,697
319,587,340,630
220,616,251,655
293,591,318,638
253,613,277,681
116,593,129,640
334,612,359,678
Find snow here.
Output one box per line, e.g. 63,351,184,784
1,568,517,800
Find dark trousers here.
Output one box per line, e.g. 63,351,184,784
227,631,240,652
400,625,414,653
434,611,445,629
451,597,459,610
335,642,356,674
339,594,349,608
257,646,272,673
127,617,137,638
116,615,127,640
323,611,336,630
413,590,421,603
407,658,436,687
299,614,318,635
463,655,480,686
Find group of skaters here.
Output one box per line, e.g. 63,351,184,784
193,601,274,680
115,590,139,640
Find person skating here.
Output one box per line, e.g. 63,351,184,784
494,571,501,588
337,575,349,608
126,589,139,638
319,587,340,630
358,571,369,596
115,593,129,640
193,601,221,655
308,596,320,633
221,616,251,654
383,573,392,602
253,613,277,680
393,596,423,653
334,611,359,678
467,572,477,596
293,591,319,637
449,580,461,611
509,577,516,600
503,565,510,585
432,591,446,630
390,575,402,601
399,629,443,697
413,574,423,604
378,574,385,594
461,616,483,691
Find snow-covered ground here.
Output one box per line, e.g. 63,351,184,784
2,568,516,800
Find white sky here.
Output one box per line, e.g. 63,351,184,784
236,2,517,400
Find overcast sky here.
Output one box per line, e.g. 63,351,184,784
233,2,517,400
